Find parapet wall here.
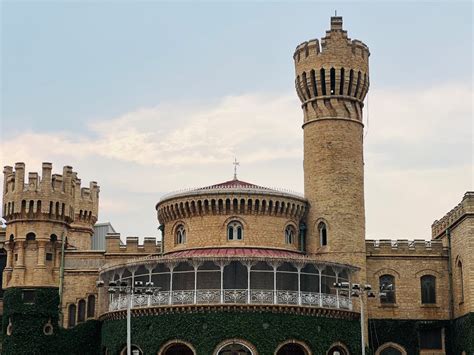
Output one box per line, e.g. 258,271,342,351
293,16,369,124
2,162,99,226
366,239,448,257
431,191,474,238
105,233,161,254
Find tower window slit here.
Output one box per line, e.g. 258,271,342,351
302,72,311,99
330,68,336,95
310,69,318,96
354,71,361,97
339,68,345,94
320,68,327,95
347,69,354,95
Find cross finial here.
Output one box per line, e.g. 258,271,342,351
233,158,240,180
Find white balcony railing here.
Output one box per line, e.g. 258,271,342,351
109,289,351,312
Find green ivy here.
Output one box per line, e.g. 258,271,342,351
368,316,474,355
101,310,361,355
1,288,101,355
449,313,474,354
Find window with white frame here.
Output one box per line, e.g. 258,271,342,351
176,225,186,244
227,221,243,241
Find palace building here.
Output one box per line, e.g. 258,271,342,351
0,16,472,355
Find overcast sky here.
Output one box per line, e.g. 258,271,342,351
1,1,472,241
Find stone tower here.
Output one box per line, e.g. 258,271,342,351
2,162,99,288
294,17,369,273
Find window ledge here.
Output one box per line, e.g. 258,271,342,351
420,303,439,308
379,304,398,308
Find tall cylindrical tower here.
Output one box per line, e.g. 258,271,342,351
294,16,369,273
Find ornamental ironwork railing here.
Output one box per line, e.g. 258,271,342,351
109,289,351,311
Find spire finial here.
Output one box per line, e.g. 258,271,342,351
233,158,240,180
335,10,337,16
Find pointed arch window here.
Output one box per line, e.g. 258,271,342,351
87,295,96,318
227,221,243,241
318,222,327,246
421,275,436,304
285,225,295,244
457,260,464,302
176,225,186,244
68,304,76,328
77,299,86,323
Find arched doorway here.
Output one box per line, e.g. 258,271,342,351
218,343,253,355
375,342,407,355
214,339,257,355
120,345,143,355
327,343,349,355
276,343,309,355
161,342,195,355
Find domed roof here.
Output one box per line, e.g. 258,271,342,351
158,178,305,203
199,178,273,190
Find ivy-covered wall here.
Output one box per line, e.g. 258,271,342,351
101,310,361,355
1,288,101,355
368,316,474,355
450,313,474,355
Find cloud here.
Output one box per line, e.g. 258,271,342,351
0,84,472,239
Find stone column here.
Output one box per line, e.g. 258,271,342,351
17,241,25,267
37,241,46,267
5,242,13,269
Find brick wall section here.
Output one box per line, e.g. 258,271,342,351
366,240,450,320
432,192,474,318
157,192,306,253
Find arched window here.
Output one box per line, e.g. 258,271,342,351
285,225,295,244
77,299,86,323
457,259,464,302
87,295,96,318
421,275,436,304
50,234,58,243
379,274,396,304
68,304,76,328
26,232,36,241
318,222,327,246
227,221,243,241
176,225,186,244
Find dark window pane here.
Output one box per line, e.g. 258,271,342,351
421,275,436,304
419,328,442,349
380,275,396,304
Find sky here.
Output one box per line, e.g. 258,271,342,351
1,1,472,241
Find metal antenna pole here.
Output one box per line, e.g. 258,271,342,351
360,294,365,355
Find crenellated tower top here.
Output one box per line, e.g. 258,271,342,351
2,162,99,233
294,16,370,124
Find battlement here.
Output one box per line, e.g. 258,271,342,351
366,239,448,257
105,233,161,254
293,17,369,122
2,162,99,225
431,191,474,238
293,17,370,64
